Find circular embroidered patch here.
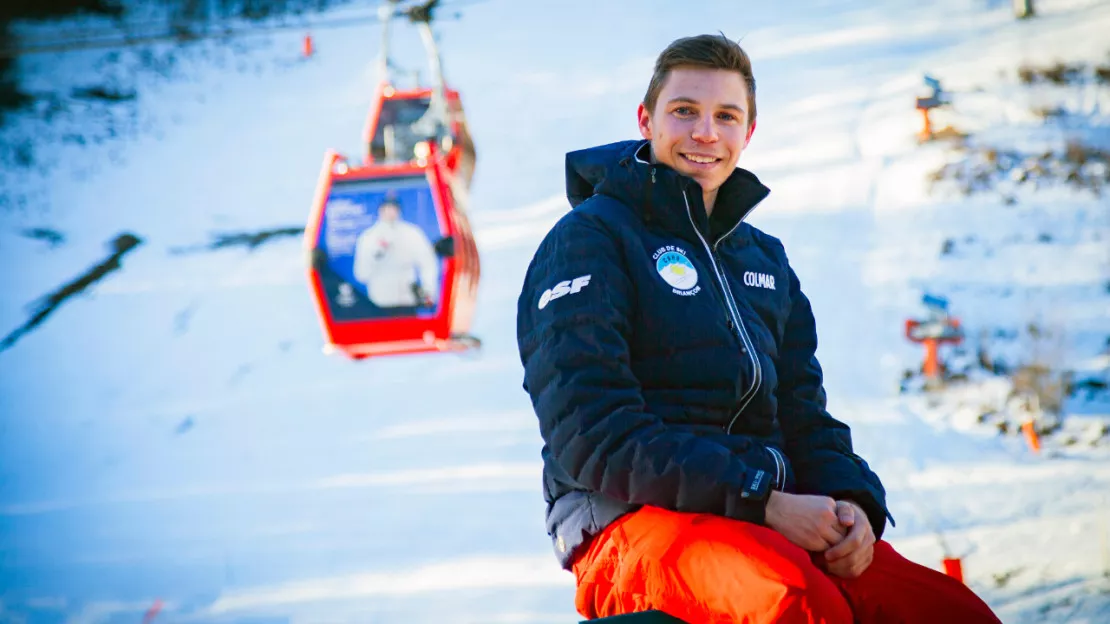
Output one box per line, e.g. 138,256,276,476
655,250,698,291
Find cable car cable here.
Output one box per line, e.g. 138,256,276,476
0,0,486,59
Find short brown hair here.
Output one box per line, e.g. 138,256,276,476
643,34,756,127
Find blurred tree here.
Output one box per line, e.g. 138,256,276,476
0,1,122,122
0,0,354,123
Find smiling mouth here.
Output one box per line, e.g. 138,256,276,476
681,153,721,165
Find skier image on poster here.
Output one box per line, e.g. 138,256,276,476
353,196,439,309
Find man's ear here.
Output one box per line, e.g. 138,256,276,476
637,102,652,140
746,120,757,143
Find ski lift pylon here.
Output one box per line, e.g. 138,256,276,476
304,0,479,360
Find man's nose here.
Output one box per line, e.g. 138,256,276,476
690,115,718,142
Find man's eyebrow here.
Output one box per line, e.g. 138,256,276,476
666,96,746,113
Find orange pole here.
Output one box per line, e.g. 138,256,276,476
303,33,314,58
942,557,964,584
1022,420,1042,454
919,107,932,141
923,338,940,379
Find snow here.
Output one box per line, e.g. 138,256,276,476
2,0,1109,622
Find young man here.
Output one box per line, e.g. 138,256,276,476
516,34,1001,623
353,196,439,309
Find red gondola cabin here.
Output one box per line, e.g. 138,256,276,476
304,82,480,359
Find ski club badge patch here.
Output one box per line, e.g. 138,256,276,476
653,245,701,296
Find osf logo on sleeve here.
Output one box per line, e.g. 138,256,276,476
538,275,592,309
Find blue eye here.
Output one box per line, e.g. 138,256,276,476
674,106,694,116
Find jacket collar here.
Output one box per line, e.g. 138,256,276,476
566,140,770,246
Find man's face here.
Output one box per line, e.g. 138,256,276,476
378,202,400,223
637,67,755,195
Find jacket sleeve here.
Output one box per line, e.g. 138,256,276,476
776,263,892,538
517,210,776,524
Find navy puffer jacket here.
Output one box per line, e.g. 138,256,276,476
517,140,890,569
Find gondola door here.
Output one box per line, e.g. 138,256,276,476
305,150,479,359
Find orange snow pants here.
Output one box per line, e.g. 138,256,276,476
572,506,1001,624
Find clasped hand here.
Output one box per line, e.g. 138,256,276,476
765,491,875,578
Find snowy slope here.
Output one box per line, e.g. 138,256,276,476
1,0,1109,622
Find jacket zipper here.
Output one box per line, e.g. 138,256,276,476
681,191,762,436
712,198,783,490
713,236,763,434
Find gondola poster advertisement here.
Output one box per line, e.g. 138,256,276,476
317,175,444,322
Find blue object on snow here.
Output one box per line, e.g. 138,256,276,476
919,74,950,107
922,293,949,311
175,416,195,435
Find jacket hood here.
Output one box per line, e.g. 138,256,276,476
565,140,646,209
